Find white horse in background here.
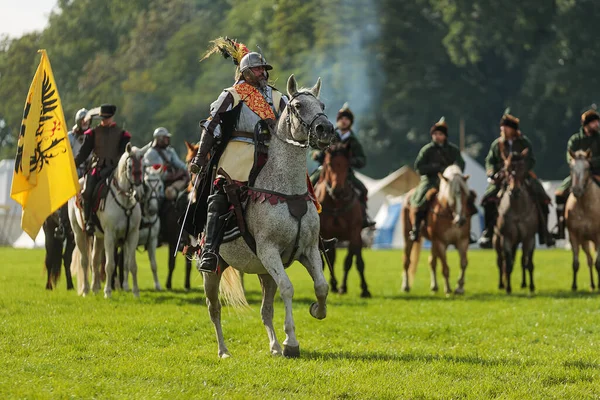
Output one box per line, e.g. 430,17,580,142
200,75,336,358
69,143,144,298
136,165,164,291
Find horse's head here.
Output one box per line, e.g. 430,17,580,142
570,149,592,198
322,143,352,200
282,74,335,149
438,165,470,226
117,143,144,196
185,141,199,163
142,165,165,217
503,149,529,195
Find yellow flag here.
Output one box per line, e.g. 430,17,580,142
10,50,80,240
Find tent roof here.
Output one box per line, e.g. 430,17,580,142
357,166,420,198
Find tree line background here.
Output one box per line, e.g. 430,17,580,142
1,0,599,179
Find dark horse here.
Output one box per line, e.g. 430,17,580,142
493,149,538,294
315,143,371,297
42,204,75,290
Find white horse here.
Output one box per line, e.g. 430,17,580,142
200,75,336,358
135,165,164,291
69,143,144,298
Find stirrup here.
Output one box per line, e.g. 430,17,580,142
85,222,95,235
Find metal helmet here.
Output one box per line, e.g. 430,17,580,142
153,127,172,139
74,108,88,124
239,52,273,74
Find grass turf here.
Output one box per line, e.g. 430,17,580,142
1,247,599,399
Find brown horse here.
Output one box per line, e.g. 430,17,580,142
315,143,371,297
565,150,600,291
493,149,538,294
402,165,472,294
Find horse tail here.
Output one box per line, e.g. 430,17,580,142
409,239,422,285
71,245,85,296
219,267,249,309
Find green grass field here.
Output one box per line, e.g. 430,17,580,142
1,247,599,399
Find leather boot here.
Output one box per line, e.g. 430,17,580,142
83,200,94,235
552,195,567,240
361,199,376,229
537,202,555,247
409,208,427,242
478,202,497,249
198,192,229,274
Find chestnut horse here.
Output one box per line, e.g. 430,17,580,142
565,150,600,291
315,143,371,298
402,165,472,295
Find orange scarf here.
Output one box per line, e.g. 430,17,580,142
234,83,276,120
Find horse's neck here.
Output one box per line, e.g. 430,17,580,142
253,125,308,194
113,167,135,205
580,179,600,210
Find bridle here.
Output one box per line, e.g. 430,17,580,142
272,91,328,148
571,157,591,194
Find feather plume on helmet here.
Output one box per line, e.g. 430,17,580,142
499,107,521,137
201,37,250,80
430,116,448,136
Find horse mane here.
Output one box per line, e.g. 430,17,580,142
439,165,468,207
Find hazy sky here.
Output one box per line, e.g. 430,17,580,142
1,0,58,38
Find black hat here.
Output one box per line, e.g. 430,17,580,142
336,102,354,124
500,111,519,130
581,109,600,126
430,117,448,136
100,104,117,119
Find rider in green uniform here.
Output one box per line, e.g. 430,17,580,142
553,109,600,239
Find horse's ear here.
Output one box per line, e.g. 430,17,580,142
438,172,448,182
521,148,529,156
311,77,322,98
126,142,132,154
184,140,192,150
287,74,298,98
569,150,577,160
463,174,470,181
585,149,592,159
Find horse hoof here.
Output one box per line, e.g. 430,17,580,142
572,286,577,291
454,287,465,295
155,284,163,291
67,284,74,291
271,349,283,357
402,286,410,293
309,302,326,320
431,286,439,292
338,287,347,295
104,292,111,299
360,290,372,298
219,352,231,359
521,284,527,289
133,291,140,299
45,284,53,290
283,345,300,358
166,283,172,290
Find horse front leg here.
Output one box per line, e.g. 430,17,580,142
339,249,353,295
582,240,594,291
148,234,162,291
92,237,105,294
325,241,338,293
204,265,229,358
259,247,299,358
258,273,283,356
455,238,469,295
102,235,115,299
166,242,175,290
503,243,514,294
64,233,75,290
522,237,536,293
402,239,413,292
354,245,371,298
300,245,329,320
125,231,140,298
434,241,452,295
429,247,439,292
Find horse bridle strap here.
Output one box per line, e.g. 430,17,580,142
273,92,327,148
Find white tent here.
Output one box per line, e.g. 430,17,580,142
0,159,23,246
12,229,45,249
